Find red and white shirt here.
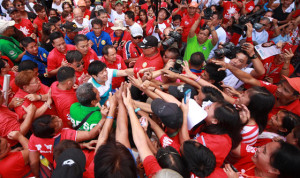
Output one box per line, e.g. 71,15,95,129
241,124,259,146
123,40,143,61
180,13,201,42
14,18,35,37
233,143,257,177
222,1,240,20
146,18,170,41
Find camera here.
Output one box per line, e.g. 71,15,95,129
202,7,213,20
232,8,265,35
214,42,237,59
162,31,182,49
169,57,183,74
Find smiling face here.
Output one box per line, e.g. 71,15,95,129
93,68,108,84
229,52,248,69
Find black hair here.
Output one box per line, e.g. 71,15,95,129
247,87,275,133
102,45,115,56
32,115,56,138
271,142,300,178
20,37,35,48
165,47,180,59
190,52,205,68
202,101,242,149
49,31,64,44
0,58,6,70
18,60,38,72
291,125,300,148
94,140,137,178
172,14,181,22
1,0,11,9
201,86,224,102
76,83,97,107
88,60,107,76
236,49,251,64
91,18,103,27
181,140,216,177
42,22,55,43
97,9,107,16
57,66,75,83
138,9,148,22
148,5,155,11
74,34,88,45
213,11,223,20
49,16,61,24
205,63,226,90
33,4,44,13
279,110,300,136
53,140,81,161
62,2,73,11
156,146,188,177
49,8,59,16
66,50,83,63
125,10,135,21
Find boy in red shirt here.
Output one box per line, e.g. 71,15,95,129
33,4,48,41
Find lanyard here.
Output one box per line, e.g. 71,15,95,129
94,36,102,54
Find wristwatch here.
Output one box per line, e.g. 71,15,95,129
249,54,258,59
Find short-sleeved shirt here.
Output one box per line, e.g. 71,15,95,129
134,51,164,71
14,18,35,37
33,17,48,40
0,35,23,63
0,106,21,146
0,151,32,177
28,128,77,163
21,47,49,74
88,68,117,105
233,143,257,177
143,155,162,178
110,9,125,23
47,44,76,72
159,134,181,153
86,31,112,57
123,40,142,60
70,103,102,131
184,35,214,61
82,48,99,71
50,81,77,128
180,13,201,43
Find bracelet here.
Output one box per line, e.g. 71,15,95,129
135,108,141,113
45,102,52,109
39,94,42,101
153,88,157,92
106,116,114,119
195,76,201,82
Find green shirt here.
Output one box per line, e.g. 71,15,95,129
183,35,214,61
0,35,23,64
70,102,102,131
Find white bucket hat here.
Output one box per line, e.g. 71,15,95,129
0,20,15,34
111,20,127,31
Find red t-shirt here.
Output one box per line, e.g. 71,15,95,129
233,143,257,177
14,84,57,120
14,18,35,37
243,0,255,13
84,9,91,20
159,134,181,153
99,55,127,89
0,106,21,146
123,40,143,61
33,17,48,41
145,18,170,38
110,31,131,56
259,80,300,118
180,13,201,42
172,8,188,17
190,167,227,178
103,22,114,35
195,132,232,167
222,1,240,20
141,3,152,12
50,81,77,128
82,48,99,71
28,128,77,163
143,155,162,178
47,44,76,72
259,56,294,84
134,51,164,71
0,151,32,177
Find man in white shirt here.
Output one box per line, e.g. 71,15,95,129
124,10,143,33
73,8,90,34
105,0,125,24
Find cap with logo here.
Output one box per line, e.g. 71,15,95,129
138,36,158,48
63,21,83,32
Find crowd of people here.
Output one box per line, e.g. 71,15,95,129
0,0,300,177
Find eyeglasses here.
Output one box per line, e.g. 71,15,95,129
16,4,24,7
133,36,143,39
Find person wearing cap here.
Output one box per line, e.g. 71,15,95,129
86,18,113,57
133,36,164,71
8,7,36,38
99,45,127,89
73,8,90,35
105,0,125,24
258,43,296,84
110,19,131,56
145,7,171,41
77,0,91,20
122,26,143,66
33,4,48,42
63,21,83,45
0,20,25,64
214,57,300,118
180,2,201,43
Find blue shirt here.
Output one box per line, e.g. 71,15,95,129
21,47,49,74
65,34,75,45
86,31,112,56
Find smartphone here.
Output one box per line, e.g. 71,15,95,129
184,89,191,104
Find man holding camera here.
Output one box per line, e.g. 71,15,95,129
184,16,218,61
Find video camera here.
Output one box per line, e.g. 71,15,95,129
232,8,266,35
162,31,182,50
202,7,213,20
169,57,183,74
214,42,237,59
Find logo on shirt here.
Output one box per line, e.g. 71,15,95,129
202,46,207,50
9,50,16,56
43,53,46,58
19,26,30,36
184,21,189,25
142,62,147,68
63,159,75,166
101,40,106,45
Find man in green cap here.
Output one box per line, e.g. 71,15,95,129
104,0,125,24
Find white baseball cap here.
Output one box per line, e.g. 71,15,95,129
131,26,143,37
0,20,15,34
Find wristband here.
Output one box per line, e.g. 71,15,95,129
106,116,114,119
195,76,201,82
135,108,141,113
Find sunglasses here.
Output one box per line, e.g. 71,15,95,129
133,36,143,39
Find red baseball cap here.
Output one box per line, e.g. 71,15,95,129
283,76,300,93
